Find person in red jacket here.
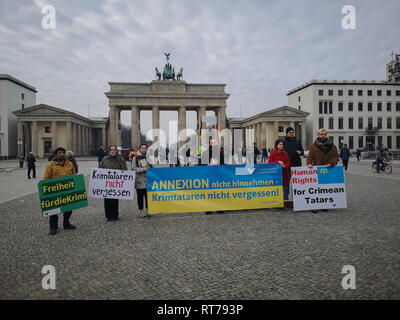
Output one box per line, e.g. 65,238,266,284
268,139,291,200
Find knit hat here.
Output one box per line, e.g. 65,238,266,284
286,127,294,134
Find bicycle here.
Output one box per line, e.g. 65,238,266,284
372,160,392,174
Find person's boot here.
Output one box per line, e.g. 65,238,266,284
64,224,77,230
50,229,57,235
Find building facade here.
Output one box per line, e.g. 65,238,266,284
0,74,37,157
228,106,309,150
287,80,400,151
14,104,108,158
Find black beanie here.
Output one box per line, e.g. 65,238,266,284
286,127,294,134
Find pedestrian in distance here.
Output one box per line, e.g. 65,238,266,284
268,139,291,201
307,129,339,213
339,144,351,171
43,147,77,235
356,149,361,162
261,147,268,163
97,146,107,166
18,154,24,168
99,145,128,221
132,144,151,218
26,152,36,179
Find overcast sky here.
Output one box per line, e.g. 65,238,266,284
1,0,399,135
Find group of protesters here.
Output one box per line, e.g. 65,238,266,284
42,126,343,235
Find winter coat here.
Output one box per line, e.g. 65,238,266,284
283,136,304,167
44,159,76,179
97,149,107,162
26,154,36,167
339,148,351,161
132,151,151,189
268,148,291,187
66,156,78,173
307,140,339,166
99,155,128,171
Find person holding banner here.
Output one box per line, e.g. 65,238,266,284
306,129,339,213
99,145,128,221
268,139,291,200
44,147,77,235
132,144,151,218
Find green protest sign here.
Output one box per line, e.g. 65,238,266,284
38,174,88,217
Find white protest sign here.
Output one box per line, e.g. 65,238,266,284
291,165,347,211
89,168,135,200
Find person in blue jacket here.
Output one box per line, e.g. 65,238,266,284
339,144,351,171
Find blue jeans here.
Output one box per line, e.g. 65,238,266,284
49,212,72,230
284,186,289,201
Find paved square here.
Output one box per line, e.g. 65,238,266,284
0,159,399,299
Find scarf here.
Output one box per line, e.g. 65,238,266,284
314,138,333,153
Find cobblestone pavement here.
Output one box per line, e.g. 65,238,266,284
0,165,399,299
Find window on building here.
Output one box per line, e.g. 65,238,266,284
378,136,383,148
328,90,333,96
298,106,301,110
348,102,353,111
378,117,382,129
278,126,284,132
319,118,324,129
338,90,343,96
396,90,400,96
358,117,363,129
21,93,24,100
298,96,301,102
387,136,392,149
358,90,363,96
22,104,24,109
319,90,323,96
339,136,344,149
387,90,391,96
387,117,392,129
387,102,392,111
349,136,354,149
358,102,363,111
329,118,334,130
45,126,52,133
324,101,328,114
338,102,343,111
368,90,372,96
348,117,354,129
348,90,353,96
397,102,400,111
329,101,333,114
368,117,373,129
377,90,382,96
329,136,334,144
377,102,382,111
319,101,323,114
368,102,373,111
397,117,400,129
338,118,343,130
358,136,363,148
397,136,400,149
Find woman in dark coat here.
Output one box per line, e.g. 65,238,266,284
99,145,128,221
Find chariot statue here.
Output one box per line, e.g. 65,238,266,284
154,53,183,81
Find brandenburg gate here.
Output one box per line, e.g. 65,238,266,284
105,55,229,149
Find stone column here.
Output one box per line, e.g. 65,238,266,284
290,121,295,130
217,105,227,130
274,121,279,141
301,120,307,149
32,121,38,156
17,121,23,156
102,127,106,148
197,106,206,133
66,121,72,151
261,121,267,149
52,121,57,151
24,122,31,156
109,105,116,145
257,123,262,150
88,127,92,155
131,105,140,150
78,124,82,156
116,107,121,147
178,106,186,148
